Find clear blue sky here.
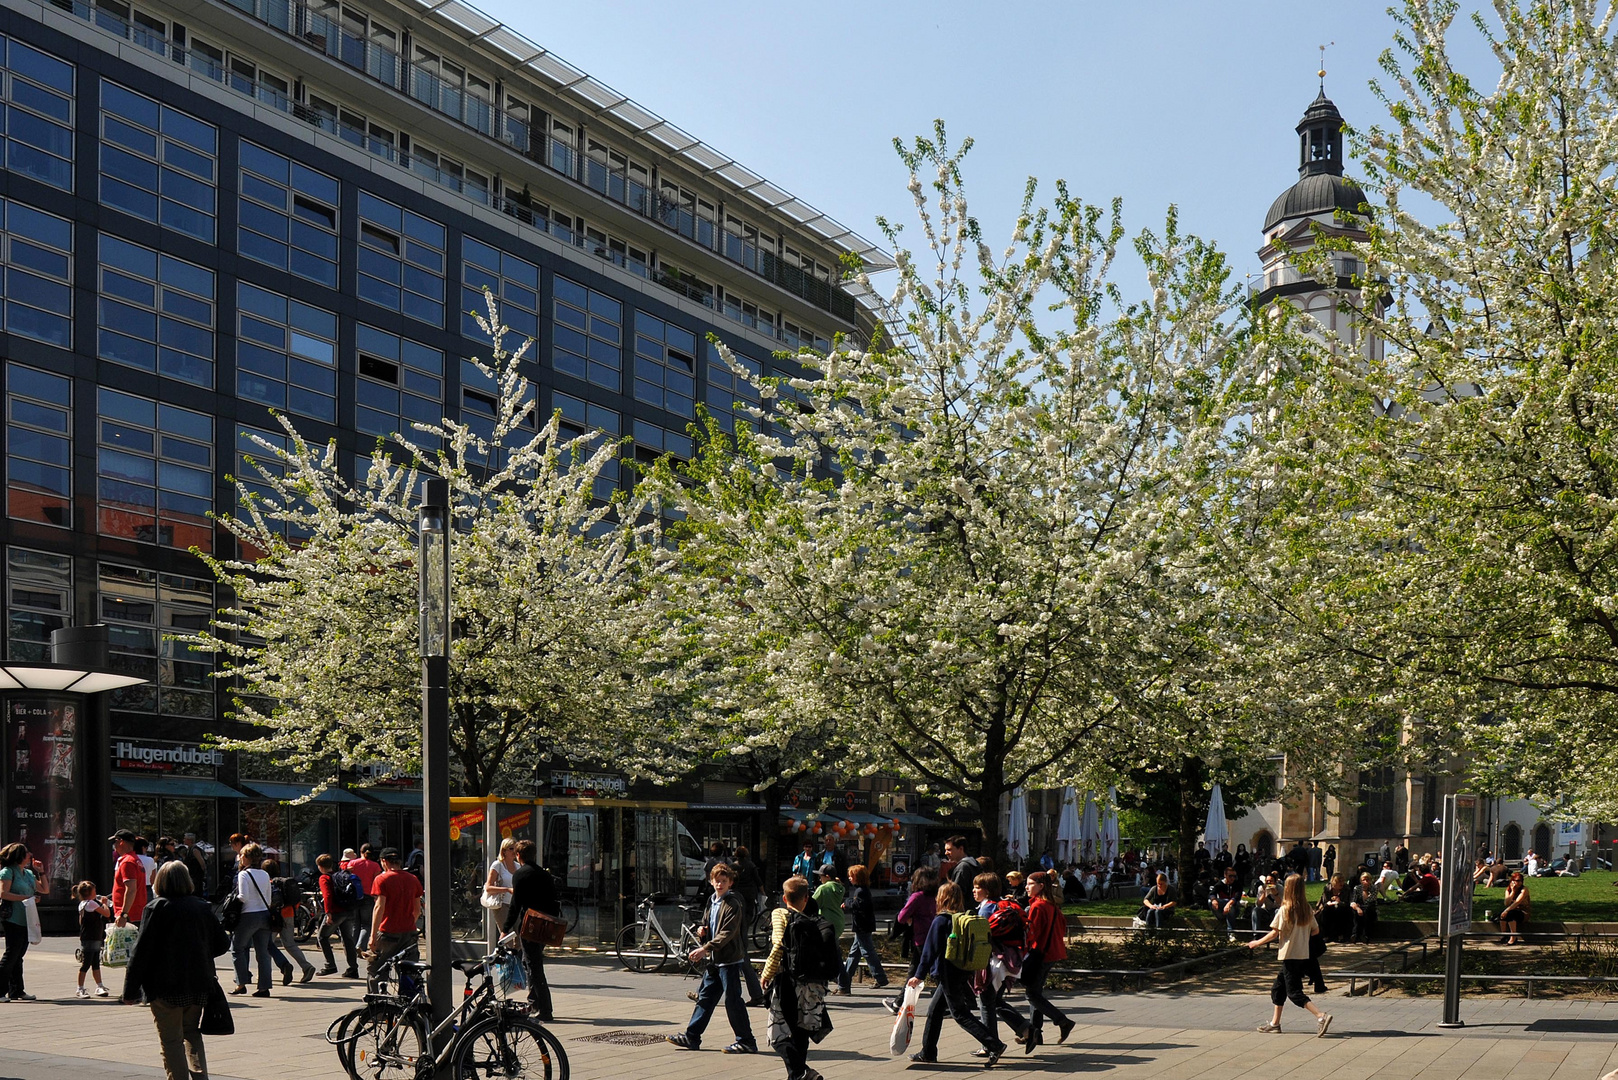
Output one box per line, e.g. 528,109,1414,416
475,1,1493,290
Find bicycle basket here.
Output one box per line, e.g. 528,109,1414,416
491,951,527,995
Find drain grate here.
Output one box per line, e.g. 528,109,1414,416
578,1030,667,1046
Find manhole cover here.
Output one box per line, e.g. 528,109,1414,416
578,1031,666,1046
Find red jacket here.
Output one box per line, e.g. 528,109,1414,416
1024,895,1067,962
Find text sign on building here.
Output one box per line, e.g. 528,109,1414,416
550,770,626,798
8,698,79,895
113,738,223,774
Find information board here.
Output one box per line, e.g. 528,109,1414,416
7,697,79,893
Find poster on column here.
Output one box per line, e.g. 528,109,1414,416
7,697,79,893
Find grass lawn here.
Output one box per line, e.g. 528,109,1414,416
1063,871,1618,924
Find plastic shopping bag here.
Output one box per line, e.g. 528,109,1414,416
21,898,39,945
889,982,922,1056
103,925,139,967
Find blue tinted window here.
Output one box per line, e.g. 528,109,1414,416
238,141,338,288
99,80,217,242
552,276,621,391
96,235,214,387
97,388,213,552
359,194,445,327
461,241,539,343
0,197,72,348
1,40,75,191
236,282,336,424
703,338,762,433
6,363,72,527
632,310,698,419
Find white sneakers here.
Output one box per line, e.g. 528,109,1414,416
74,987,88,998
1255,1022,1281,1033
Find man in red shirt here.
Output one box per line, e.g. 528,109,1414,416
348,843,382,951
109,829,146,927
365,848,422,991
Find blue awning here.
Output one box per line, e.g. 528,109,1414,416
357,788,423,807
112,775,250,799
242,781,369,804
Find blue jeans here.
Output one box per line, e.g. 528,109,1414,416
1140,906,1173,930
684,962,755,1049
840,930,887,990
231,911,274,990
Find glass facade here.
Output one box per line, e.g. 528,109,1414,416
0,197,72,348
5,547,71,661
552,276,621,391
5,364,71,528
705,340,762,434
98,80,218,242
461,237,538,340
0,35,74,190
236,283,339,424
355,324,444,440
97,235,216,387
632,311,697,419
238,141,340,287
553,391,620,501
95,389,215,552
358,193,446,328
99,562,214,717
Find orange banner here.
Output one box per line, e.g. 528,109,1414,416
450,809,486,830
499,811,532,833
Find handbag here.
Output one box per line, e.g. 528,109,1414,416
518,907,566,947
200,980,235,1036
480,890,507,910
218,894,243,932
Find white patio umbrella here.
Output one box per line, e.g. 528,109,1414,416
1004,786,1032,865
1101,785,1120,861
1055,786,1083,863
1204,783,1230,856
1079,790,1100,861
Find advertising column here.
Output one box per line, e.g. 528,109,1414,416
7,697,80,897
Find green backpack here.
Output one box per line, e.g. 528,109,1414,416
944,911,991,971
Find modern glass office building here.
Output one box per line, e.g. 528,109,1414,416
0,0,889,924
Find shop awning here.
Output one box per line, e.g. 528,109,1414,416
890,813,940,826
688,804,769,812
241,781,369,804
357,788,424,807
112,775,251,799
780,808,896,826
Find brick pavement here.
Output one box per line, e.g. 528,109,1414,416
0,936,1615,1079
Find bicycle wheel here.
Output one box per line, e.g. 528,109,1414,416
295,900,319,942
748,907,773,952
450,1014,568,1080
327,1006,368,1078
349,1001,429,1080
614,920,668,973
560,896,580,933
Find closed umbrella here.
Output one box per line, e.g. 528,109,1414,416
1101,786,1120,862
1056,786,1083,863
1204,783,1230,857
1079,791,1100,861
1004,787,1031,866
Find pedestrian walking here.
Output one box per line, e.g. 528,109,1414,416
482,837,518,912
944,836,980,894
229,842,276,997
110,829,147,929
760,874,832,1080
366,848,423,994
347,844,382,953
1246,873,1332,1036
1003,871,1073,1053
122,861,230,1080
882,866,938,1016
666,861,758,1054
73,881,111,997
315,853,360,978
908,881,1006,1066
262,857,316,984
971,872,1023,1055
0,842,48,1001
790,840,816,881
1323,844,1337,881
837,864,888,993
811,865,845,969
501,840,558,1020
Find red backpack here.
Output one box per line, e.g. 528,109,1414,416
987,897,1026,948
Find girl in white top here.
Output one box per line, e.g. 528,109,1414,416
1246,872,1332,1036
482,838,519,908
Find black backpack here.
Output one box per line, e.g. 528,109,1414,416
327,869,361,911
785,910,842,983
271,876,302,908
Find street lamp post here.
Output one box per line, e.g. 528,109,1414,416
418,478,452,1025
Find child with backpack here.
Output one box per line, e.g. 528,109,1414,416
316,853,361,978
907,881,1006,1066
971,872,1028,1054
73,881,111,997
760,874,836,1080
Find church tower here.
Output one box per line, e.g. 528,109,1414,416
1253,90,1381,363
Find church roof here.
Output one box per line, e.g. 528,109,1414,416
1263,172,1368,232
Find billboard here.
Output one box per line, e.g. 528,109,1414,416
1440,793,1478,938
7,697,80,895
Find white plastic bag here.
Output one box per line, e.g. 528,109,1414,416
103,925,139,967
889,982,922,1056
21,898,39,945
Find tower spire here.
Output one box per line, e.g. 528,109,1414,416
1318,41,1333,91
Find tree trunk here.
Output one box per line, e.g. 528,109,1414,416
757,779,783,890
1177,756,1201,878
976,729,1006,870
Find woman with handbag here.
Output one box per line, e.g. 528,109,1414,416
124,861,231,1080
228,843,276,997
482,838,519,918
0,842,48,1001
502,840,560,1021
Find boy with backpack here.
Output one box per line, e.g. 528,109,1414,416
908,881,1005,1066
316,853,361,978
760,874,838,1080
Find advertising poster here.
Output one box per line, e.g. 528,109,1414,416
1444,794,1478,937
7,697,79,893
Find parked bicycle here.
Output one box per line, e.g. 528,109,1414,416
614,893,707,974
293,868,324,942
746,891,779,952
329,945,567,1080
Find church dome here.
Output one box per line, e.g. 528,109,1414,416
1262,90,1367,232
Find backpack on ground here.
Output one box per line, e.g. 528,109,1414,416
328,869,362,911
987,897,1025,948
785,910,842,983
945,911,991,971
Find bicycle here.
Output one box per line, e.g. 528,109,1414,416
747,892,780,953
332,946,568,1080
614,893,707,974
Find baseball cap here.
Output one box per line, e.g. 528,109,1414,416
108,829,136,843
379,847,401,862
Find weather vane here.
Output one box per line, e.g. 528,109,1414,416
1319,42,1334,90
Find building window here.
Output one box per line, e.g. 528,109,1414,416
552,276,621,390
355,325,444,440
633,312,696,419
6,365,71,527
553,391,619,501
99,562,214,717
631,419,692,466
96,389,214,552
238,141,339,288
99,80,217,242
6,547,71,661
233,424,311,543
97,235,215,387
705,339,761,434
236,283,338,424
0,198,72,347
358,193,445,328
1356,766,1396,836
0,36,74,190
461,237,538,341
